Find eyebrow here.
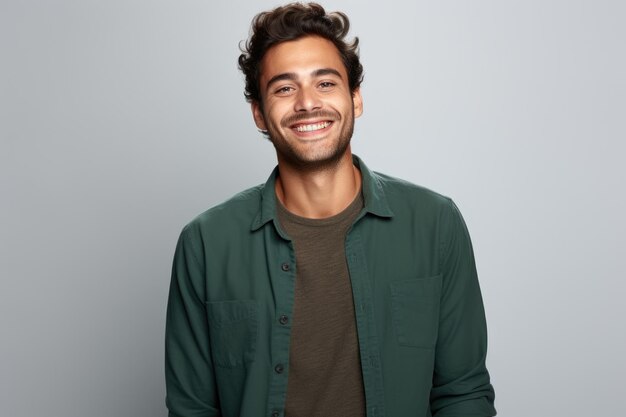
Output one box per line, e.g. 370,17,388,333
265,68,343,91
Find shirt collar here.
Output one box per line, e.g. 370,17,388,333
251,154,394,232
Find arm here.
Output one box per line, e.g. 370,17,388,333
165,224,221,417
430,200,497,417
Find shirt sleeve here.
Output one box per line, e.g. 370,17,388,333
430,199,497,417
165,224,221,417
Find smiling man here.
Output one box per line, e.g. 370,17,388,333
165,3,496,417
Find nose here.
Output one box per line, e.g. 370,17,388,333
294,85,322,112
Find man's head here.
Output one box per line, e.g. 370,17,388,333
238,2,364,105
238,2,364,170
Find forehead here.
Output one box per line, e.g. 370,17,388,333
259,36,347,82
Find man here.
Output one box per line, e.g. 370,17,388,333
165,3,496,417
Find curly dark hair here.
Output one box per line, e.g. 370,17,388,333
238,2,364,103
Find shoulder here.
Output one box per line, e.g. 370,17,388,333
371,171,471,258
181,184,264,238
372,170,456,216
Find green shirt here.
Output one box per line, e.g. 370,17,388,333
165,156,496,417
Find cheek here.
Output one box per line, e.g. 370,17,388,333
265,105,289,127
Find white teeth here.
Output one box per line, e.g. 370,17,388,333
295,121,331,132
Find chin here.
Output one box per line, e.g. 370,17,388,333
280,144,351,170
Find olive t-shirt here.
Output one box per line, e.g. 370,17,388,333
277,192,366,417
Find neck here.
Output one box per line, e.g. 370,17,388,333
275,150,361,219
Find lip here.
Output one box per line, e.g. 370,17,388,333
289,120,334,137
289,119,333,129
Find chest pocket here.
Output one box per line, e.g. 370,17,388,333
206,300,259,368
390,274,442,349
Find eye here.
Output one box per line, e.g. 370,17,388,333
319,81,336,89
275,86,295,95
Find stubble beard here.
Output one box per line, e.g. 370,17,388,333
264,107,355,173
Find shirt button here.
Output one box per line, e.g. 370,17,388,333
281,263,290,271
274,363,284,374
271,412,280,417
279,315,289,325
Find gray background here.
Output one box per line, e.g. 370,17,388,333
1,1,624,416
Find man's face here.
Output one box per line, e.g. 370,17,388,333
252,36,363,170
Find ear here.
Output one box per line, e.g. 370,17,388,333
251,101,267,131
352,88,363,118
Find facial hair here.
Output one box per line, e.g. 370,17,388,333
262,104,355,173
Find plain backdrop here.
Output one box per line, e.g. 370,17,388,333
1,1,625,416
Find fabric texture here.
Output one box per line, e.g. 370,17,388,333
165,155,497,417
277,191,366,417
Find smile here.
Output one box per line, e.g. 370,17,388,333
293,121,332,132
